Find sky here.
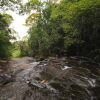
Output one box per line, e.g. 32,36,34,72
7,0,29,40
7,0,60,41
8,11,29,40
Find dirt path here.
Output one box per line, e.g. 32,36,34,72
0,57,39,100
0,57,34,74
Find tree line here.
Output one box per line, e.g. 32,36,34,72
0,0,100,62
25,0,100,61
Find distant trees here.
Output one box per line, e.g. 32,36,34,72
19,36,30,57
11,37,30,58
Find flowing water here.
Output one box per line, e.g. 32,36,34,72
0,57,100,100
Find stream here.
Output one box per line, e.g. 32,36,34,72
0,57,100,100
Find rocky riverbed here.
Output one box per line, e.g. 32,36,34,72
0,57,100,100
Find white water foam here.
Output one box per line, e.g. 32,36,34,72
62,66,71,70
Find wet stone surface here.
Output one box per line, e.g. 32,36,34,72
0,57,100,100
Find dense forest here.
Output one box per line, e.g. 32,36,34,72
0,0,100,62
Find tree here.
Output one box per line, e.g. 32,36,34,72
0,0,21,11
26,0,64,57
0,13,14,58
22,0,100,61
51,0,100,60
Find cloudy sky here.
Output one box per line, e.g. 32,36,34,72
7,0,28,40
8,11,29,40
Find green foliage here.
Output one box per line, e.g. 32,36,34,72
28,1,64,57
23,0,100,61
11,42,20,58
0,13,14,58
19,40,30,57
19,0,42,14
0,0,21,11
11,38,31,58
51,0,100,60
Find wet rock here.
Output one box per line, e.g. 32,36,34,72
0,74,14,87
40,57,100,100
0,69,3,72
0,57,100,100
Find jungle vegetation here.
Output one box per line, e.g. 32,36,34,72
0,0,100,62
